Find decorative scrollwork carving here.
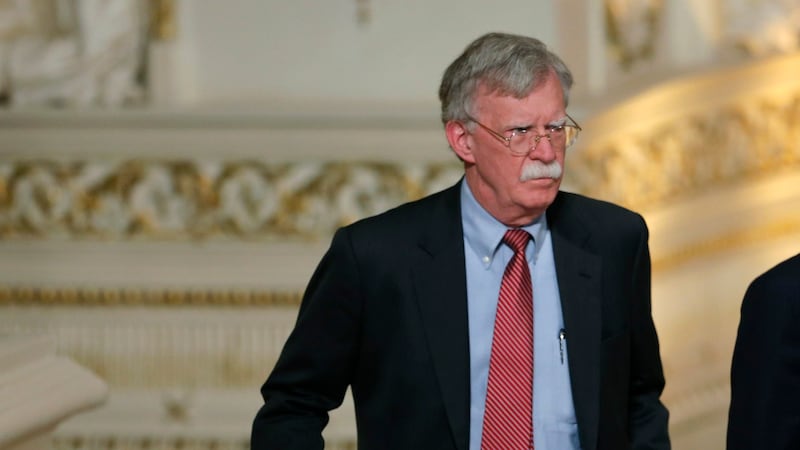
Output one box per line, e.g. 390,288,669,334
604,0,665,70
567,90,800,210
149,0,176,41
0,160,462,240
0,285,302,307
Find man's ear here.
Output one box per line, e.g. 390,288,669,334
445,120,476,163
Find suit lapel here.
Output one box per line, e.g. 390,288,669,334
549,194,602,450
411,182,470,450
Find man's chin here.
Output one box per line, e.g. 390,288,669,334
516,190,558,216
518,180,559,203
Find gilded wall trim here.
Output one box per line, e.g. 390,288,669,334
0,285,302,307
149,0,176,41
568,88,800,213
54,437,250,450
604,0,664,70
0,160,461,241
52,436,357,450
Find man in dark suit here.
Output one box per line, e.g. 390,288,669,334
727,253,800,450
252,32,670,450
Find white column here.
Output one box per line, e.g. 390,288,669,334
557,0,609,99
665,0,722,68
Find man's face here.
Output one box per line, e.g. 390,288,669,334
454,70,567,227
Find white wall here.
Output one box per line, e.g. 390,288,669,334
167,0,774,110
173,0,556,106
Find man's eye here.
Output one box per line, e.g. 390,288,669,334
547,125,565,133
512,127,531,135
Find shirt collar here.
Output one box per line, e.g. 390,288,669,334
460,180,548,269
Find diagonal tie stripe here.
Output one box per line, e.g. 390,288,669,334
481,229,534,450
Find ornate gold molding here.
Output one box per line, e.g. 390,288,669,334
568,88,800,212
0,286,302,307
52,436,356,450
604,0,664,70
0,160,461,241
54,437,250,450
149,0,176,41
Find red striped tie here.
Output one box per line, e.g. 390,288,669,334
481,229,533,450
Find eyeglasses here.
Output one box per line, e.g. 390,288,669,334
465,113,582,156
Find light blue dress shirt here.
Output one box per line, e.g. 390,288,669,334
461,181,581,450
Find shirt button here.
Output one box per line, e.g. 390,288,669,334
482,256,490,265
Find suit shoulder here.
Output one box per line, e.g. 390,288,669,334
352,187,451,225
336,184,458,244
553,191,646,230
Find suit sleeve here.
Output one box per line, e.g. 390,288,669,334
251,228,362,449
727,265,800,450
628,217,671,449
727,280,777,450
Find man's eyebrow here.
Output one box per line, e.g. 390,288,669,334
501,121,533,130
546,116,568,127
506,116,567,129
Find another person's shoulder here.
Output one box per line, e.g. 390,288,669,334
749,253,800,296
762,253,800,278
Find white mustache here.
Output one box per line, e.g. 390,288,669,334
520,160,562,181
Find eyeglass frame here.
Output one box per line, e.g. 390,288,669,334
464,113,582,156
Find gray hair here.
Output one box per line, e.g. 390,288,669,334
438,32,574,125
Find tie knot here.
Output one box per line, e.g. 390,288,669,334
503,229,531,254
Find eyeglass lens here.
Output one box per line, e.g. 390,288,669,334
508,126,579,155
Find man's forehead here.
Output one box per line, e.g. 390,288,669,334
473,87,565,119
475,80,534,100
474,67,559,95
475,76,561,102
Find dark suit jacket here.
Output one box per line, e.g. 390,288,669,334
252,181,670,450
727,253,800,450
